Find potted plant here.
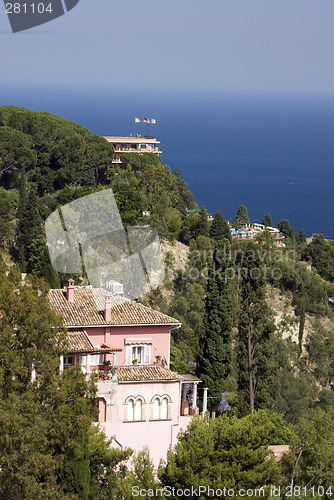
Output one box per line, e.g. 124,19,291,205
103,360,111,375
155,355,162,364
132,359,138,366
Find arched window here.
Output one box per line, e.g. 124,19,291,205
161,397,168,420
125,396,145,422
127,398,134,421
153,397,160,420
134,399,142,421
151,395,171,420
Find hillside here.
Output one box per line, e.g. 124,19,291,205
1,106,334,423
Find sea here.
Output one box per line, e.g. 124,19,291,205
1,84,334,239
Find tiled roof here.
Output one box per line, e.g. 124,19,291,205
117,365,182,382
179,373,201,382
68,329,121,354
48,288,180,327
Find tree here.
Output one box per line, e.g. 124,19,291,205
210,210,231,241
306,320,334,390
298,228,306,243
88,426,132,498
302,235,334,283
235,241,276,414
0,126,36,185
197,206,209,237
16,187,60,287
0,263,131,499
234,205,249,227
17,166,27,220
0,187,18,250
280,409,334,493
277,219,295,244
262,213,273,227
117,448,163,500
0,264,70,497
196,240,234,414
85,135,113,185
159,411,279,498
0,106,114,193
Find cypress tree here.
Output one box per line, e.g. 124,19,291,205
16,167,28,270
210,210,231,241
17,187,59,287
234,205,249,227
197,240,233,414
197,206,209,237
299,228,306,243
236,241,276,414
17,166,27,221
262,213,273,227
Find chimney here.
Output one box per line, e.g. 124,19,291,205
66,279,75,303
105,294,112,322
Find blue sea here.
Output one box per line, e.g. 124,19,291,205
1,84,334,238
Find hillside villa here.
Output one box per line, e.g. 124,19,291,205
48,281,203,467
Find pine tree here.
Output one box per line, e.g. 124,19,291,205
262,213,273,227
159,411,279,495
210,210,231,241
196,240,233,414
234,205,249,227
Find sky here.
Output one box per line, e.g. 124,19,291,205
1,0,334,93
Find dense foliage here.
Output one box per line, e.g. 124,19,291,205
1,107,334,497
159,411,279,499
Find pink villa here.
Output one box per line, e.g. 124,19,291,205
48,281,204,467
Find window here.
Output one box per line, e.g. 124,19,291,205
126,344,151,365
64,356,74,366
161,397,168,420
153,398,160,420
132,345,143,363
127,399,134,421
151,395,171,420
125,396,145,422
89,353,105,365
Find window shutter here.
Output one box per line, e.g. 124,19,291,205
126,346,132,365
144,345,151,365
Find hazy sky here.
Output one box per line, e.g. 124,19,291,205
1,0,334,93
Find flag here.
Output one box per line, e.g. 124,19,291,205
151,119,157,124
143,118,150,123
134,117,140,123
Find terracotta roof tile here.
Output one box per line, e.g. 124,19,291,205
117,365,182,382
68,329,120,354
48,288,180,327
